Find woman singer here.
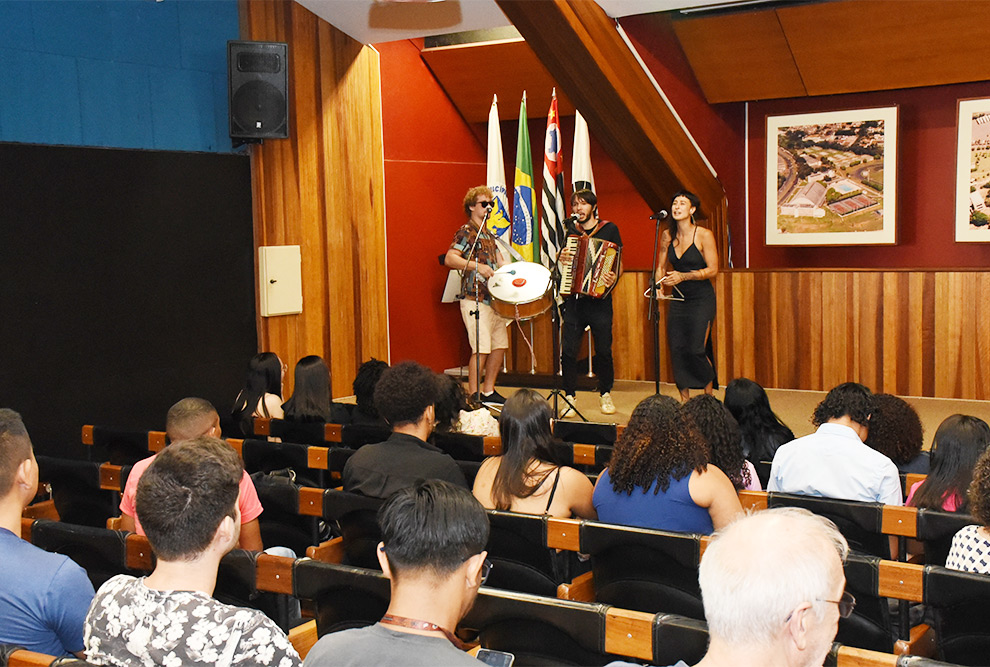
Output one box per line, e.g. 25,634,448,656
657,190,718,402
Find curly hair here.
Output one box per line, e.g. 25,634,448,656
434,373,469,433
609,395,707,496
373,361,439,427
462,186,493,217
864,394,924,465
682,395,750,490
352,358,389,419
968,447,990,527
812,382,873,428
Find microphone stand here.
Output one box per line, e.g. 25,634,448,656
647,211,665,395
462,211,489,406
546,221,587,422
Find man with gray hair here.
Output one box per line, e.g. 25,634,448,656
695,508,850,667
610,508,850,667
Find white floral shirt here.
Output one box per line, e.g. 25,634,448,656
84,575,301,667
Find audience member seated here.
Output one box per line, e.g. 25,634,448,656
472,389,596,518
84,438,301,666
119,398,264,551
722,377,794,463
769,383,902,505
351,358,389,426
304,480,487,666
865,393,928,474
434,373,499,437
0,409,94,657
282,355,350,425
611,507,850,667
343,361,467,498
945,446,990,573
592,395,742,534
682,394,760,491
907,414,989,512
230,352,285,437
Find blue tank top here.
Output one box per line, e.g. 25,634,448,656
592,469,714,534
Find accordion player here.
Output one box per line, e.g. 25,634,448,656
558,234,622,298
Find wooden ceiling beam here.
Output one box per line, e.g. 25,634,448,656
495,0,728,265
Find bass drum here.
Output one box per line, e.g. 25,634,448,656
487,262,552,321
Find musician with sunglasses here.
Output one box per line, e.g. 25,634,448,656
444,186,510,406
557,189,622,416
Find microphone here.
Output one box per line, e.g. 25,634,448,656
650,210,669,221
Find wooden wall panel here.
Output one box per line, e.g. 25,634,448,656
243,1,388,398
508,269,990,400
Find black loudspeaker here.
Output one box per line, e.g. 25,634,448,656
228,41,289,140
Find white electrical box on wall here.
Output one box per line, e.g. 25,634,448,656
259,245,303,317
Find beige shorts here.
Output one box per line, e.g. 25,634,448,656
460,298,509,354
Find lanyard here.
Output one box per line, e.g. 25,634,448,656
380,614,468,650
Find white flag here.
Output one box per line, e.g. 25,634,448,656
486,94,511,240
572,109,595,195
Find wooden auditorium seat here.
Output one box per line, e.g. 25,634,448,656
252,417,389,448
27,519,150,589
35,457,116,529
923,564,990,666
580,520,705,620
80,424,165,464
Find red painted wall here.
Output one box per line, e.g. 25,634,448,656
747,82,990,268
377,39,485,372
619,13,990,270
378,18,990,376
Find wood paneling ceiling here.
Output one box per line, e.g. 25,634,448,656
421,39,575,123
673,0,990,103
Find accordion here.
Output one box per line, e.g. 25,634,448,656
559,235,621,298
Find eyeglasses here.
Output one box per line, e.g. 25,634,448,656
481,559,493,585
820,591,856,618
475,200,494,209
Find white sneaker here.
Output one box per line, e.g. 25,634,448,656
599,392,616,415
559,396,577,418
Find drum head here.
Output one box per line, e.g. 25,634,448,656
487,262,551,305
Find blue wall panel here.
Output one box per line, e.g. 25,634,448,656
0,0,237,153
0,48,82,146
0,3,37,52
78,59,154,149
149,67,215,152
109,0,181,69
30,1,112,59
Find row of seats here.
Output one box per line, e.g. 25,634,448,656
10,518,962,667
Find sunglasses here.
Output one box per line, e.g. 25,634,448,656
475,200,494,209
820,590,856,618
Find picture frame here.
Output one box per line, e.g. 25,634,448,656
765,106,898,246
955,97,990,242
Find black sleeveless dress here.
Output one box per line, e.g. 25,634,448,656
666,234,717,390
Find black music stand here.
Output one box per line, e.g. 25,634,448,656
546,259,587,423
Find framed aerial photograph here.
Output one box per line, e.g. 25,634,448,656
955,98,990,242
765,106,897,246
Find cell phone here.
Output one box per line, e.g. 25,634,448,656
476,648,515,667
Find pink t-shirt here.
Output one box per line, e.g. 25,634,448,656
742,460,762,491
906,479,962,512
119,454,264,535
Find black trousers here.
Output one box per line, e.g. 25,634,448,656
561,296,613,396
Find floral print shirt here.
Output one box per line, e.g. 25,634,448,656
84,575,301,667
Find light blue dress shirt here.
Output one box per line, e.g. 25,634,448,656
768,422,902,506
